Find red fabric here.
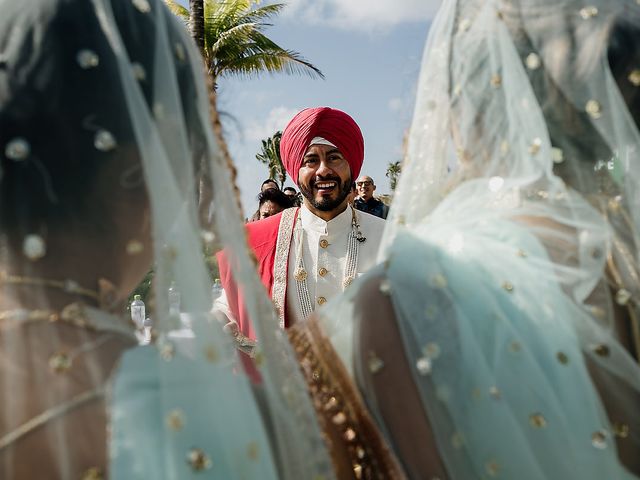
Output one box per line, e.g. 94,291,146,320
217,212,284,341
280,107,364,183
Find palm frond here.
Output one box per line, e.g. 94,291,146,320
209,23,257,56
164,0,189,19
217,50,324,79
237,3,285,24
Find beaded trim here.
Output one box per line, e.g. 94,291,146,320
272,207,299,328
288,320,405,479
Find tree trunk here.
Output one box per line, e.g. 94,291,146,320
189,0,205,54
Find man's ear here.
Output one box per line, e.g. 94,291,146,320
373,184,377,192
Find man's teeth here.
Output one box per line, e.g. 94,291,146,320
316,182,336,188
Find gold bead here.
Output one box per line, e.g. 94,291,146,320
529,413,547,428
591,430,608,449
525,52,541,70
81,467,104,480
585,100,602,119
528,138,542,155
579,6,598,19
615,288,632,306
126,240,144,255
319,239,329,248
204,345,219,363
323,396,339,411
628,69,640,87
344,428,357,442
502,281,514,292
318,267,328,277
379,279,392,295
557,352,569,364
489,386,501,399
612,422,630,439
186,448,212,471
490,74,502,87
593,344,610,357
332,412,347,425
166,409,185,431
49,352,72,373
317,296,327,305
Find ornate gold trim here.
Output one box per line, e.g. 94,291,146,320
272,207,298,328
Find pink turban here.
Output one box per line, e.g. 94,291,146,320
280,107,364,183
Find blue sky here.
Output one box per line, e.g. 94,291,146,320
179,0,441,215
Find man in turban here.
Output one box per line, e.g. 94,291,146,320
215,107,386,349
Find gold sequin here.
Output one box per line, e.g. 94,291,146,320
174,43,186,62
529,413,547,428
166,409,185,431
615,288,631,306
379,279,392,295
49,352,72,373
557,352,569,364
5,137,30,161
317,296,327,305
416,357,432,375
23,234,46,260
529,138,542,155
126,240,144,255
353,463,363,479
593,344,610,357
132,0,151,13
509,341,522,353
81,467,104,480
319,239,329,248
485,460,501,477
489,386,501,399
525,52,541,70
430,273,448,288
502,281,514,292
591,430,608,449
579,6,598,19
368,351,385,374
318,267,328,277
458,18,471,33
186,448,212,471
551,147,564,164
628,69,640,87
94,130,117,152
76,50,100,69
324,396,339,411
516,249,527,258
585,100,602,119
612,422,630,439
490,74,502,87
204,345,219,363
247,441,259,461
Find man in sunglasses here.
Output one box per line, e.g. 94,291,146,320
354,175,389,219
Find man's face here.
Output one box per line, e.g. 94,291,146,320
298,144,352,213
356,176,375,201
259,200,283,219
283,188,297,198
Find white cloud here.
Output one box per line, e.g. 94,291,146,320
281,0,442,31
244,106,300,141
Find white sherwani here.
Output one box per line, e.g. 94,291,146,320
214,204,386,327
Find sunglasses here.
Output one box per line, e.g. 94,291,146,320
356,181,373,187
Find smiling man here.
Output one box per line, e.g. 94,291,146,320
216,107,386,340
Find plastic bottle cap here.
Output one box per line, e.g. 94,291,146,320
134,294,142,300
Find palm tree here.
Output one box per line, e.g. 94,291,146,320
256,131,285,188
386,160,402,191
165,0,323,219
189,0,205,53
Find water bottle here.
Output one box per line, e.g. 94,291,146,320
211,278,223,303
130,294,145,329
168,281,181,317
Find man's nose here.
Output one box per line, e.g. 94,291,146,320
316,159,334,176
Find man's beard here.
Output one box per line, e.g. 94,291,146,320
299,176,352,212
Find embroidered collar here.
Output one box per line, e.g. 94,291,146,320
300,204,352,235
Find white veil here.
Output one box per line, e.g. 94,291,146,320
361,0,640,477
0,0,333,478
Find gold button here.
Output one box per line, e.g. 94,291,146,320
318,267,328,277
319,239,329,248
317,296,327,305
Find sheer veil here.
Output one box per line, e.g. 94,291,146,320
362,0,640,477
0,0,332,478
